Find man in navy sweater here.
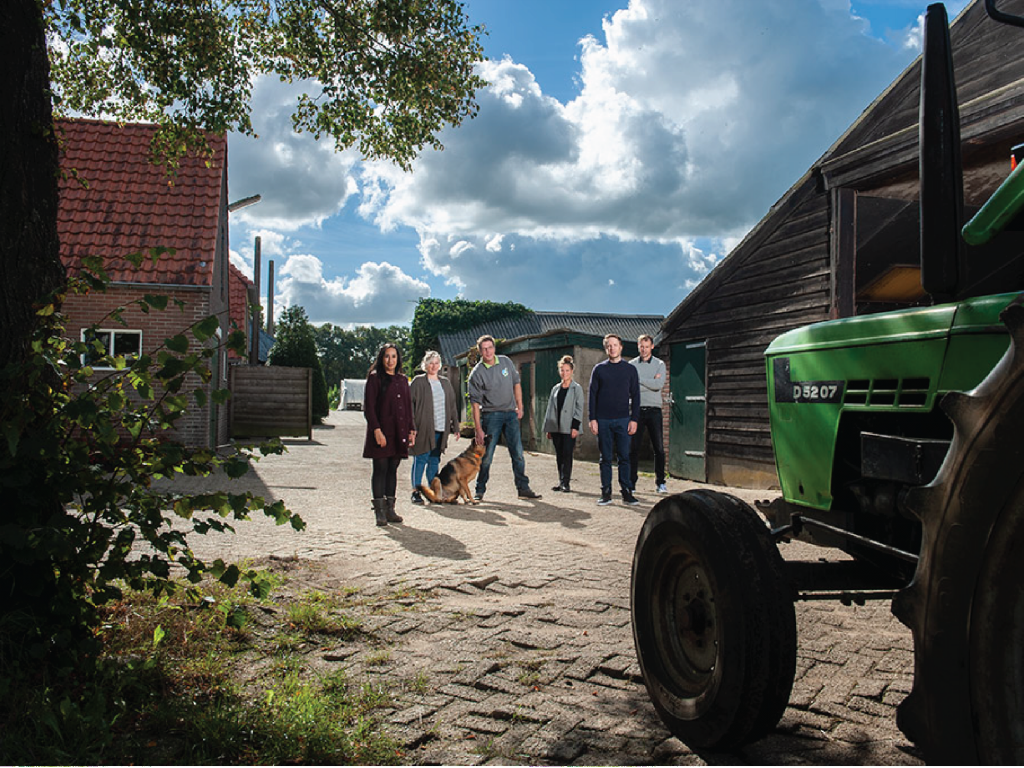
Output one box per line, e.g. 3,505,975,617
588,334,641,506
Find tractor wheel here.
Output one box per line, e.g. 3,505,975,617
894,299,1024,764
630,489,796,749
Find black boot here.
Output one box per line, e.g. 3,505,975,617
385,496,403,524
372,498,388,526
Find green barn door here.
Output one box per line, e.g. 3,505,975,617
669,341,706,481
519,362,534,450
534,347,571,454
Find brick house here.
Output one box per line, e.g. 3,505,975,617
57,118,235,448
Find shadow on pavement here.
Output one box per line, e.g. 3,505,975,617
426,503,511,527
504,499,591,529
383,523,471,560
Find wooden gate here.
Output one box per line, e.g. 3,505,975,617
230,365,312,440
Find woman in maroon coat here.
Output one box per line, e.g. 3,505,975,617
364,343,416,526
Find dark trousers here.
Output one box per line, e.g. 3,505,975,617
551,432,576,486
631,407,666,486
371,456,402,498
598,418,633,492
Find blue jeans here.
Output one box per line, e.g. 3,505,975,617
411,431,444,488
598,417,633,493
477,410,530,494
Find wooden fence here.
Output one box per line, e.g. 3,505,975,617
230,365,312,440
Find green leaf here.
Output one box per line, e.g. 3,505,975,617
152,625,166,648
193,315,220,342
2,422,21,456
227,329,247,355
143,294,169,311
166,335,189,354
223,456,249,479
218,564,241,588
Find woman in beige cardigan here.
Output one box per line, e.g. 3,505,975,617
409,350,460,504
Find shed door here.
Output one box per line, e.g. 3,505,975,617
519,362,534,450
669,341,706,481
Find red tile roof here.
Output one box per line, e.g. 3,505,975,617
228,262,253,359
57,119,226,286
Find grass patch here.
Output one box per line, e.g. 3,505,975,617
0,575,403,765
406,670,431,694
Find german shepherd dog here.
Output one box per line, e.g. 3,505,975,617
418,435,490,505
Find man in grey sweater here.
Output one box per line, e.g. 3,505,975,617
629,334,668,494
468,335,541,501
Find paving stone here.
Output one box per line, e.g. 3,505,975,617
459,715,511,735
439,682,492,702
562,653,610,681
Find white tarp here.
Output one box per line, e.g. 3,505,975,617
340,379,365,410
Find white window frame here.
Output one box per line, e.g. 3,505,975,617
81,328,143,369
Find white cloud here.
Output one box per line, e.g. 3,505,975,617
276,256,430,327
227,77,360,231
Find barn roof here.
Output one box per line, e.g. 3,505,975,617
57,118,227,287
438,311,664,365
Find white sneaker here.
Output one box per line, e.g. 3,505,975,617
656,483,668,494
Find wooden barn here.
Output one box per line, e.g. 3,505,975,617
658,0,1024,489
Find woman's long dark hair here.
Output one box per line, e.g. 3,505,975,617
369,344,403,403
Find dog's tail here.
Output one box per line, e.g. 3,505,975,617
418,481,443,503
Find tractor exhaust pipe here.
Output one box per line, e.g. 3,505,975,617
919,3,964,302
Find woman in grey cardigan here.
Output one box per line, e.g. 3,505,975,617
409,350,460,504
542,355,584,492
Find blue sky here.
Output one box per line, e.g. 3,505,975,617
226,0,969,327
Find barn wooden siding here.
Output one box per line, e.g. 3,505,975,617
662,174,832,486
230,365,312,440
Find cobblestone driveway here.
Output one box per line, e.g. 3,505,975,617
178,410,922,765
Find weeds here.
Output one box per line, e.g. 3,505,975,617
0,575,402,765
407,670,431,694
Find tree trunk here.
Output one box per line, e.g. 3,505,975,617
0,0,65,369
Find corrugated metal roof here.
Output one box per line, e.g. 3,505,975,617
437,311,664,365
57,118,226,287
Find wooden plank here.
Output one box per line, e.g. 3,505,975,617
705,442,776,463
708,429,773,448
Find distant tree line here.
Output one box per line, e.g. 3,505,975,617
268,299,535,403
313,324,412,383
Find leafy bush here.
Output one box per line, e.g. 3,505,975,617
266,305,330,421
0,258,304,679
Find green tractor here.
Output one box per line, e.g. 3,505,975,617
630,2,1024,762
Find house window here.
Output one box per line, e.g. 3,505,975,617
82,329,142,368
